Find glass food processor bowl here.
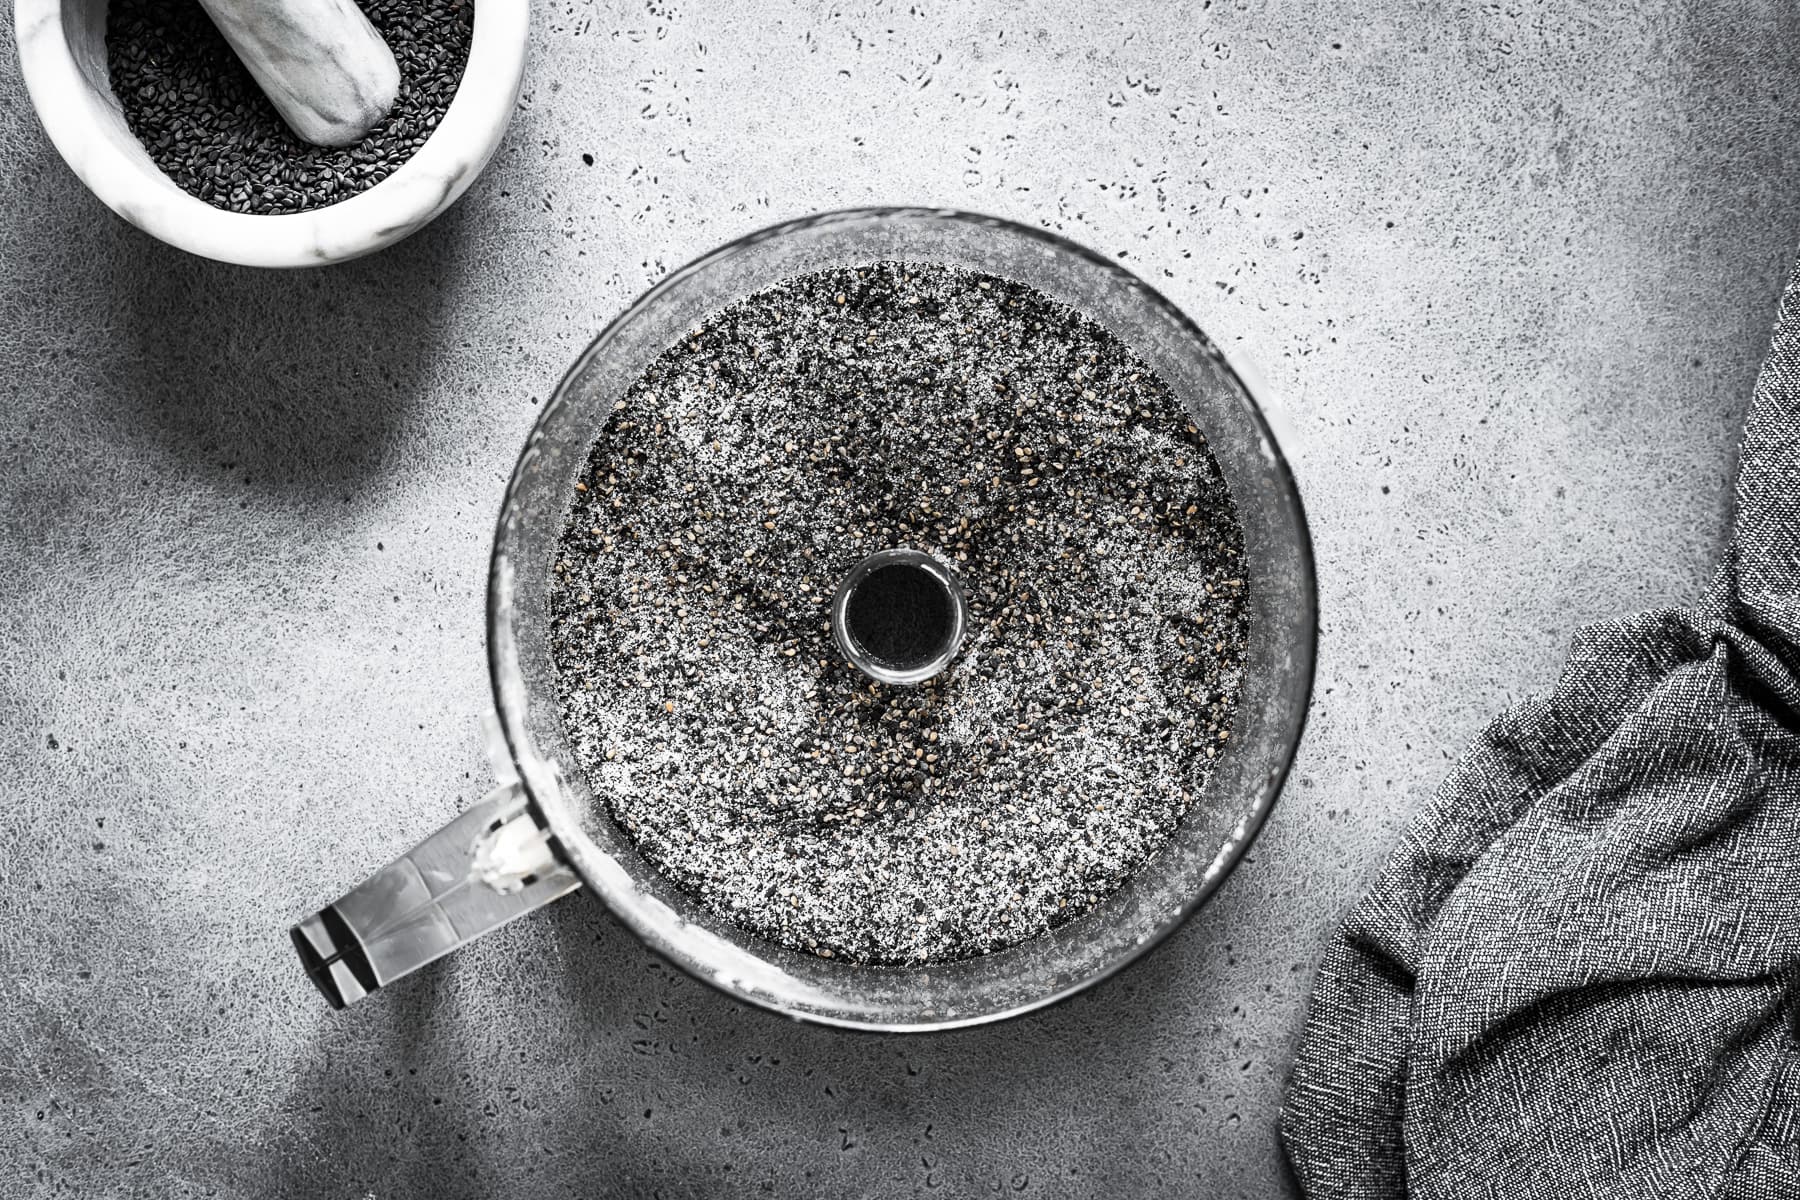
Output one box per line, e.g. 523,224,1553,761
297,207,1317,1031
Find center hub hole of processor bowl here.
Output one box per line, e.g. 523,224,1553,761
847,563,952,668
832,549,966,685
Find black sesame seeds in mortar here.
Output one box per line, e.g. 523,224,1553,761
105,0,472,215
549,262,1251,966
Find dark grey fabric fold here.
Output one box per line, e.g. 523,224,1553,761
1281,255,1800,1199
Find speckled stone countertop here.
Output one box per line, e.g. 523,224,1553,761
4,3,1798,1196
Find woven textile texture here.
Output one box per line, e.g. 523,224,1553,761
1281,257,1800,1199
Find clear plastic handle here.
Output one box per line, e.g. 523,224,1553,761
291,781,580,1008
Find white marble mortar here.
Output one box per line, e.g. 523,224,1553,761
13,0,525,267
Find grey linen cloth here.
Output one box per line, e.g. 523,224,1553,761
1281,255,1800,1198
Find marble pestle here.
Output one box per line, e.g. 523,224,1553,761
196,0,400,147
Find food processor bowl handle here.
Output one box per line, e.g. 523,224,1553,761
290,781,580,1007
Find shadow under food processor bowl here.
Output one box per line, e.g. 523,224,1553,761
290,208,1319,1031
12,0,527,267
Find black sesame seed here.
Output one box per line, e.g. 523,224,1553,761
105,0,473,216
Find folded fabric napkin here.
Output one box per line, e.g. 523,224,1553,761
1281,253,1800,1198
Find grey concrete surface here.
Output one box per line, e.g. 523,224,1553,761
3,2,1798,1196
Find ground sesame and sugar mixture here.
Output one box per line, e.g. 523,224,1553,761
549,262,1249,965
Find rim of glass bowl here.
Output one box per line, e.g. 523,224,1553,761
486,207,1318,1032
